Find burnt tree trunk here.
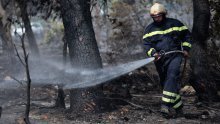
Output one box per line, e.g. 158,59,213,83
0,2,16,72
17,0,39,57
0,106,1,118
190,0,219,102
22,34,31,124
0,21,15,66
60,0,102,69
55,87,66,108
62,35,67,66
53,36,67,109
60,0,105,114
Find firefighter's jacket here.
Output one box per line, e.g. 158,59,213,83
143,18,192,57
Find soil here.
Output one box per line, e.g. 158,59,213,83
0,50,220,124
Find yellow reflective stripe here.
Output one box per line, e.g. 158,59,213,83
173,101,183,109
162,97,175,103
163,91,178,97
172,26,188,31
162,95,180,103
182,42,192,48
147,48,155,56
143,26,188,39
175,95,181,101
143,31,164,39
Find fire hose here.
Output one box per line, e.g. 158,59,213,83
154,50,187,82
158,50,184,56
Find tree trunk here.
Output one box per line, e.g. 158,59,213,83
17,0,39,57
55,87,66,108
0,21,15,63
62,35,67,66
0,2,15,72
190,0,219,102
60,0,105,114
0,106,2,118
61,0,102,69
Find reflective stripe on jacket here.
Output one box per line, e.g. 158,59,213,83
143,18,192,57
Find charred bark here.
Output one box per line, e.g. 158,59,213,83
55,87,66,109
190,0,219,102
69,86,105,113
0,106,2,118
17,0,39,57
60,0,102,69
60,0,106,114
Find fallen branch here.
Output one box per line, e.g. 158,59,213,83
186,103,220,111
200,104,220,112
101,96,159,114
131,94,162,98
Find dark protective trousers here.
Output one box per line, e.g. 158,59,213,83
155,54,183,109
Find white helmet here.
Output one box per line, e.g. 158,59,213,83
150,3,167,16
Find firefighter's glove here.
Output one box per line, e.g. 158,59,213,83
153,53,161,61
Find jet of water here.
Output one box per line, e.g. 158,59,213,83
63,57,154,89
0,57,154,89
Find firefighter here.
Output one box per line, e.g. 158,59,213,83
143,3,192,118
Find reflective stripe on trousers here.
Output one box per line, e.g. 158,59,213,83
155,54,183,109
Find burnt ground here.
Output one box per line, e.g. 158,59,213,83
0,52,220,124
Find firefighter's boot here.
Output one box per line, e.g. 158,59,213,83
160,105,176,118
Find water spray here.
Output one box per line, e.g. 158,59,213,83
1,50,185,89
63,57,155,89
0,57,155,89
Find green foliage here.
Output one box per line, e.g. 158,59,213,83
44,20,64,44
